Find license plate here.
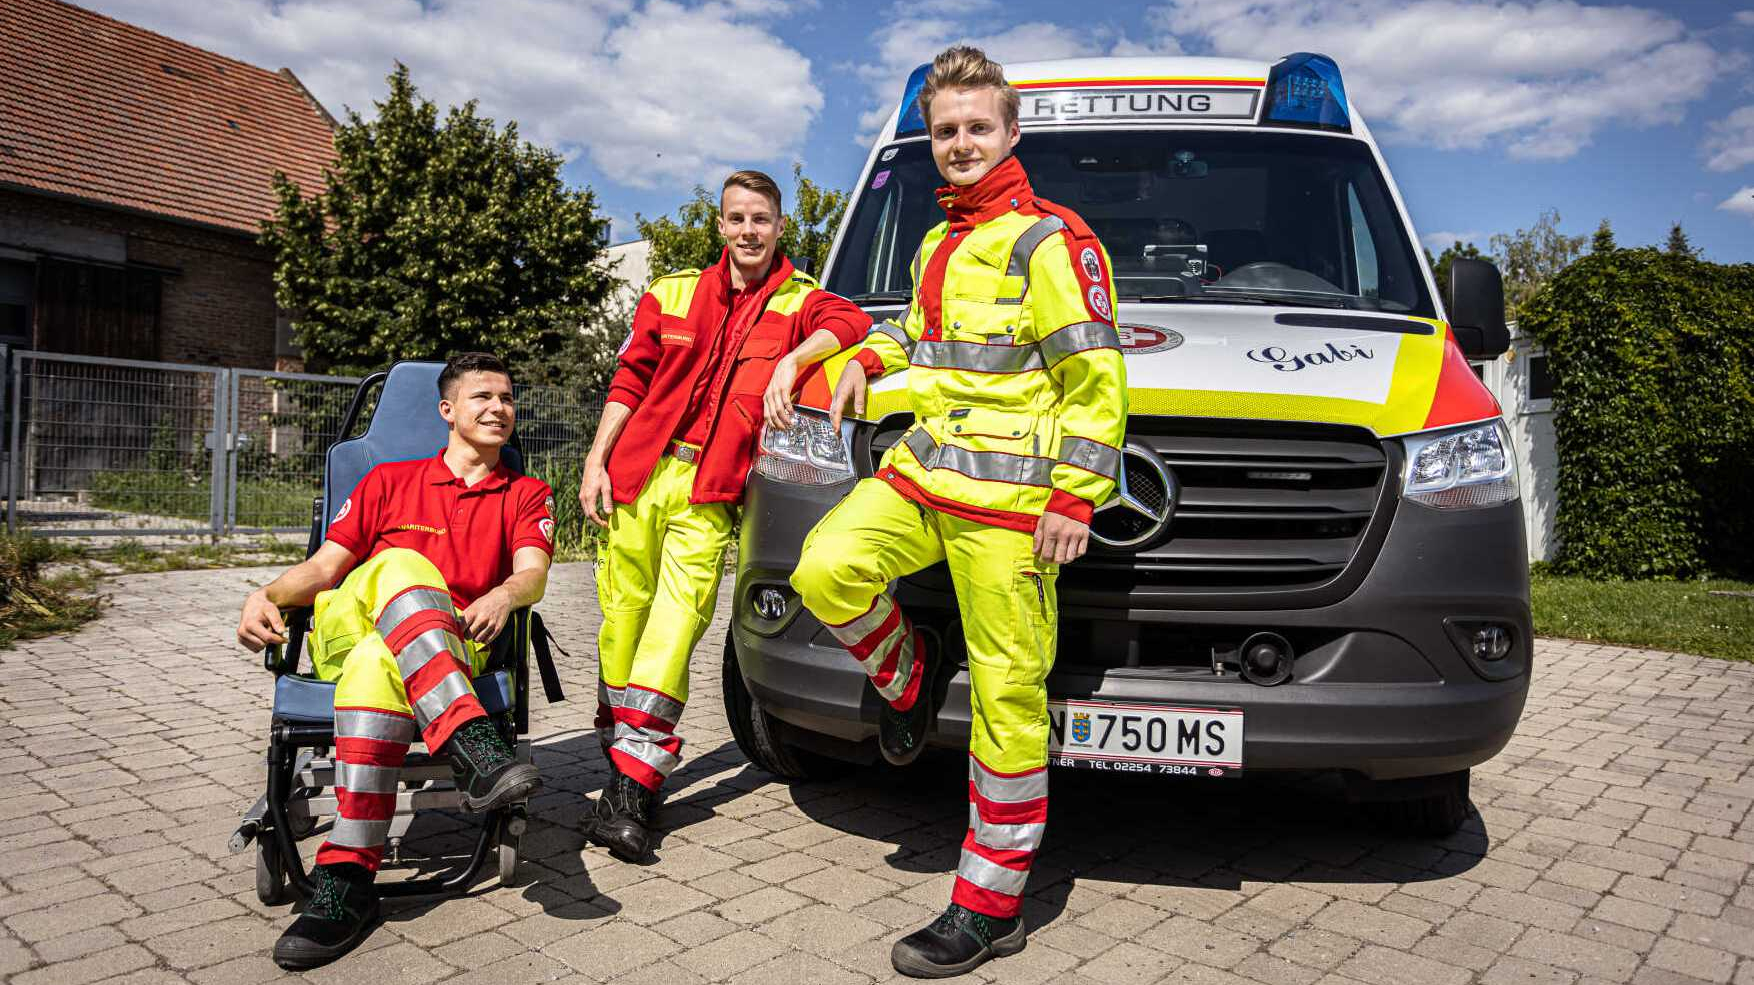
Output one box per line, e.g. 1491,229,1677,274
1047,700,1243,778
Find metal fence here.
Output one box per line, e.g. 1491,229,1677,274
3,348,602,538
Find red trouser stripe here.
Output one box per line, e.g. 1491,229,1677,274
608,747,671,789
969,784,1050,824
400,640,483,749
953,880,1026,918
316,732,409,871
381,608,458,653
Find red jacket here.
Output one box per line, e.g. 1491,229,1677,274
606,249,871,504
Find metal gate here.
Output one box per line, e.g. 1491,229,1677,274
4,349,358,537
2,349,601,539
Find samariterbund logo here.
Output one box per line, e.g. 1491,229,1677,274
1118,324,1184,354
391,523,447,535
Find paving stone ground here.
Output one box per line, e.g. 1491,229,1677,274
2,563,1751,985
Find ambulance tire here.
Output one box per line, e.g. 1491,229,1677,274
255,839,289,906
1361,769,1472,838
722,632,845,781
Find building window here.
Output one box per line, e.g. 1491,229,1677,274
0,259,32,347
1527,353,1554,401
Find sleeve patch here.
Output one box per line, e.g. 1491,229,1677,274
332,497,352,524
1086,284,1112,322
1078,246,1103,284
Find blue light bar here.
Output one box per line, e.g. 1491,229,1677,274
894,63,931,137
1263,52,1350,131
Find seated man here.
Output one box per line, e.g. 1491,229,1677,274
236,351,553,970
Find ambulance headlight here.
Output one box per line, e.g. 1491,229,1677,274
1401,420,1518,509
756,408,855,485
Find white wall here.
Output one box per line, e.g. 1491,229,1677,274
1474,322,1557,562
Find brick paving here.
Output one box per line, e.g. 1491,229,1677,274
1,563,1750,985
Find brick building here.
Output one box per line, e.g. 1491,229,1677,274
0,0,335,369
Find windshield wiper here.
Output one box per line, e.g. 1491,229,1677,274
1195,288,1354,309
852,292,911,305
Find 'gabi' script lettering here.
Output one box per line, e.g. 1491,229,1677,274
1246,341,1375,373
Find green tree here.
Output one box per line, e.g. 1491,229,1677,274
1591,218,1616,253
1665,221,1698,258
1423,240,1483,302
1489,208,1587,319
261,64,615,380
636,164,851,279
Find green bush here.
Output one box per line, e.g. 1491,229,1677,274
1521,249,1754,578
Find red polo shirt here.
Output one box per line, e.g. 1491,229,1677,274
326,452,555,610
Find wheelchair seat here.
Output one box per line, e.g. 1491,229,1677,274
272,669,516,725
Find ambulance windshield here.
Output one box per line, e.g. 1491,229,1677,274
828,130,1434,317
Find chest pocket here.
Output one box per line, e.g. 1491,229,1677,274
945,237,1026,343
658,315,696,349
728,325,788,395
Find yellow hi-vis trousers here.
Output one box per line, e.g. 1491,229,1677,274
791,478,1056,919
308,547,488,870
596,452,735,790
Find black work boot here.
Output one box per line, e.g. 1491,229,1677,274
272,863,380,970
891,903,1026,978
442,716,540,813
588,765,655,862
878,629,937,767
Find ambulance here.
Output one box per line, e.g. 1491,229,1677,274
725,53,1528,834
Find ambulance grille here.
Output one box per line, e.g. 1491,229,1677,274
1074,417,1391,591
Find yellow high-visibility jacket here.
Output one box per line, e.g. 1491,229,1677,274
852,155,1128,533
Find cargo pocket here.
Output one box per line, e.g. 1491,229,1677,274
1008,562,1056,687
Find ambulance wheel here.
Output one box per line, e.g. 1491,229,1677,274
722,632,845,781
1361,769,1472,838
255,840,289,905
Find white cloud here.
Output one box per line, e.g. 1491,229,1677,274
81,0,824,190
1703,105,1754,172
1737,10,1754,26
1141,0,1728,160
1421,230,1483,251
1719,185,1754,218
851,9,1107,142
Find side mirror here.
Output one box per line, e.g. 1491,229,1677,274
1446,258,1509,359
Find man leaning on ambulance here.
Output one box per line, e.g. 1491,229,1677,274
576,170,871,860
792,46,1128,978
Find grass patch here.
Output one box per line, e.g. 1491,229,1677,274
91,537,307,574
1531,573,1754,661
1,534,103,647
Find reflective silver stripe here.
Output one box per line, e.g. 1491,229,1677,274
598,681,624,708
327,816,392,849
1038,321,1121,367
968,804,1047,853
970,758,1049,803
828,594,896,647
862,625,914,703
334,709,417,744
375,587,455,636
411,670,475,728
333,761,399,794
913,340,1044,375
857,618,908,675
868,319,913,354
611,734,681,777
1006,216,1067,277
622,686,685,727
904,429,1052,487
393,626,467,680
956,848,1031,896
1058,437,1121,480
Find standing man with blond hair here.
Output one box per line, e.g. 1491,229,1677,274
578,170,870,860
791,46,1127,977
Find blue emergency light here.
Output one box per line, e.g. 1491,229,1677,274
1263,52,1351,131
895,63,931,137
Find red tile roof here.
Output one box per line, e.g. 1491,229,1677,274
0,0,336,236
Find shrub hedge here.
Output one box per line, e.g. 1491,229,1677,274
1520,248,1754,579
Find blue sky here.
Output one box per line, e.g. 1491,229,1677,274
93,0,1754,261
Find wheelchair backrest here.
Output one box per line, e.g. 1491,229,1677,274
319,361,525,541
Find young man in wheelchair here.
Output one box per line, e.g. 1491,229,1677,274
236,351,554,969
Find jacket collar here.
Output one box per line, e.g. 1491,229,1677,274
426,450,511,490
936,154,1031,226
703,247,796,300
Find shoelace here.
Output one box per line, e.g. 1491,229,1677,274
306,869,353,922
